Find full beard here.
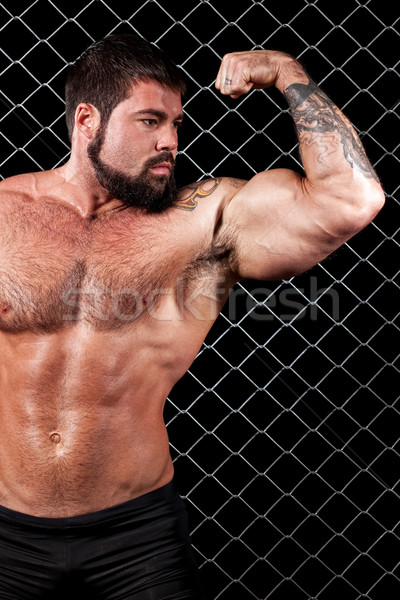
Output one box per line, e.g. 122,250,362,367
87,129,177,213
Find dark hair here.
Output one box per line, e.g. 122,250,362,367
65,33,186,140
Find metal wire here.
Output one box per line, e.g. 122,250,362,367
0,1,399,598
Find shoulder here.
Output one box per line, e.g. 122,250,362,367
0,170,61,210
0,171,40,202
173,177,247,212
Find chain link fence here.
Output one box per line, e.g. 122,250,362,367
0,1,399,598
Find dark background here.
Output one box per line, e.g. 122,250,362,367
0,1,399,598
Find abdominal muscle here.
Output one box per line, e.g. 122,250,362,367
0,321,193,518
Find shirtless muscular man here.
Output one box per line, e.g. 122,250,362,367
0,34,384,599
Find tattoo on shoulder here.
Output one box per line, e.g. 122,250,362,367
284,78,380,183
173,177,222,211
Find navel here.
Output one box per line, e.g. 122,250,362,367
49,432,62,444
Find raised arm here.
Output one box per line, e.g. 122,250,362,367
215,50,385,281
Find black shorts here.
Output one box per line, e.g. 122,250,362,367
0,481,204,599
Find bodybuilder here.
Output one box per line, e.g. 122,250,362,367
0,34,384,598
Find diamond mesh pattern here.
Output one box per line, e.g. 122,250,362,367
1,1,399,598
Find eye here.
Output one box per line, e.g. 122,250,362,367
173,121,183,130
142,119,157,126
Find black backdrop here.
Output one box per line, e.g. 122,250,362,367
0,1,399,598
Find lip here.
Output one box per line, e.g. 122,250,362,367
149,162,171,175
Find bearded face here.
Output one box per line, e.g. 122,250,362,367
87,124,177,213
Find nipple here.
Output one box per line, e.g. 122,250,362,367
49,432,62,444
1,304,10,314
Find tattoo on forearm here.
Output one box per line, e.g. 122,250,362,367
284,79,379,183
284,79,323,110
173,177,222,211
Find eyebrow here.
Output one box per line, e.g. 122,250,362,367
132,109,185,121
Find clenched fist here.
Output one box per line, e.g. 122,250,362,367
215,50,307,98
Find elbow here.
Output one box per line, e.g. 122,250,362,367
370,184,386,215
352,184,385,231
327,182,385,239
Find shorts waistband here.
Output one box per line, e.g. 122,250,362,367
0,480,179,530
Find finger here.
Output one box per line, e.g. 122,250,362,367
229,81,254,99
228,61,254,97
214,57,225,90
220,55,255,97
223,75,234,95
216,74,233,94
215,53,233,94
216,53,255,97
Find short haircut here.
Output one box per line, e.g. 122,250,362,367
65,33,186,140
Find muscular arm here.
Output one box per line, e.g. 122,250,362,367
284,78,379,183
215,51,385,281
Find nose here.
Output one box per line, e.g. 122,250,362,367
155,125,178,153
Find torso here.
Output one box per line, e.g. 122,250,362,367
0,171,237,517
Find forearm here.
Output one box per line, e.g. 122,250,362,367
275,59,380,187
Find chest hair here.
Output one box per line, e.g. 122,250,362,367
0,202,232,332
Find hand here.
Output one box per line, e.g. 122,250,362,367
215,49,302,99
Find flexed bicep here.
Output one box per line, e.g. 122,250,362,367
222,170,348,282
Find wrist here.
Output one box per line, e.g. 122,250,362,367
274,57,309,93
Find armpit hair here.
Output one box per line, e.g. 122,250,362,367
183,221,239,284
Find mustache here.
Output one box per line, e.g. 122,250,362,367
144,152,176,170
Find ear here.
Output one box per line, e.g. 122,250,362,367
74,103,101,140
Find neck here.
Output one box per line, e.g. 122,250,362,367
58,154,125,218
